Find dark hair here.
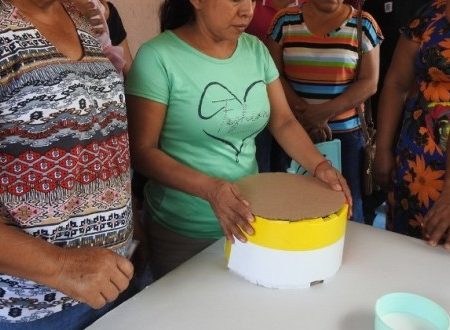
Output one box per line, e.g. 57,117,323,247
159,0,195,32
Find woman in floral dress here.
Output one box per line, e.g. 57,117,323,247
375,0,450,248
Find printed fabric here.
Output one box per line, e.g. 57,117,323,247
389,0,450,237
0,0,132,323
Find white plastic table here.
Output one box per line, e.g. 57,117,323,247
89,222,450,330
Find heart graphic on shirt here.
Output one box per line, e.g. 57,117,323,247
197,81,269,163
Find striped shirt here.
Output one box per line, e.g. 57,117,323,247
269,5,383,132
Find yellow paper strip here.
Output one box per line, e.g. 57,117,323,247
242,205,348,251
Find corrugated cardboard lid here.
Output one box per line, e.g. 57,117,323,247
236,172,345,221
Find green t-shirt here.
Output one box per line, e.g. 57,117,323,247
126,31,279,238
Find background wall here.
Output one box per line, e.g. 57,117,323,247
110,0,162,56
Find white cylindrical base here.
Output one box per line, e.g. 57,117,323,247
227,237,345,289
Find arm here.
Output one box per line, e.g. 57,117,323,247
74,0,108,35
0,221,133,309
126,96,254,243
266,78,352,208
118,38,133,76
374,36,418,190
101,1,133,75
424,139,450,249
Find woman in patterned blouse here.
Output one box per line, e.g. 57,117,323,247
0,0,135,328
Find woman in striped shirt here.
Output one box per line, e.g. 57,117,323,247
267,0,383,222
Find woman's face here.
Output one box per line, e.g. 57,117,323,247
193,0,256,42
309,0,343,13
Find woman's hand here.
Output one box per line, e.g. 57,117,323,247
293,104,333,143
53,247,134,309
74,0,107,36
423,191,450,249
374,147,395,191
314,161,353,219
296,103,334,128
307,125,333,143
205,179,254,243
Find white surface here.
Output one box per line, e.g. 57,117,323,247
228,238,344,289
380,313,438,330
89,223,450,330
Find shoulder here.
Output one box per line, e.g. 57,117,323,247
408,0,443,23
349,7,383,36
269,5,303,35
271,5,302,23
348,7,381,29
402,0,444,41
360,10,380,28
134,32,176,61
141,32,175,50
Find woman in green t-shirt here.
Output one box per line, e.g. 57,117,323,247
126,0,352,280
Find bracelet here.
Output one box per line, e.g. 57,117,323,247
313,159,332,177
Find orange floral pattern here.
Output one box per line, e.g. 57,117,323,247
419,127,443,155
389,0,450,239
403,155,444,208
420,81,450,102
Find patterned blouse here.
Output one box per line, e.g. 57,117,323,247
0,0,132,323
388,0,450,237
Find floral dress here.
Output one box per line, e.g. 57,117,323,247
389,0,450,238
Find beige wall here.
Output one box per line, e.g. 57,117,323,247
110,0,163,56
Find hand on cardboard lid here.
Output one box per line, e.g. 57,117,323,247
205,179,254,243
314,161,353,219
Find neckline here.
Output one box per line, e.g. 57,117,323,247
10,0,86,61
301,4,354,39
166,30,241,64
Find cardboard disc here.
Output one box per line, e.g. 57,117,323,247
236,172,345,221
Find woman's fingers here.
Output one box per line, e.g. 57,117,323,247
315,165,353,218
424,196,450,248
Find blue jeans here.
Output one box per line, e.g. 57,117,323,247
333,129,365,223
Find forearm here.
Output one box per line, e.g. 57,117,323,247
119,38,133,77
376,84,408,152
279,75,308,112
0,223,62,287
319,78,377,116
131,148,218,201
376,36,417,152
442,136,450,194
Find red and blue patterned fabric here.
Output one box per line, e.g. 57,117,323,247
0,0,132,323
